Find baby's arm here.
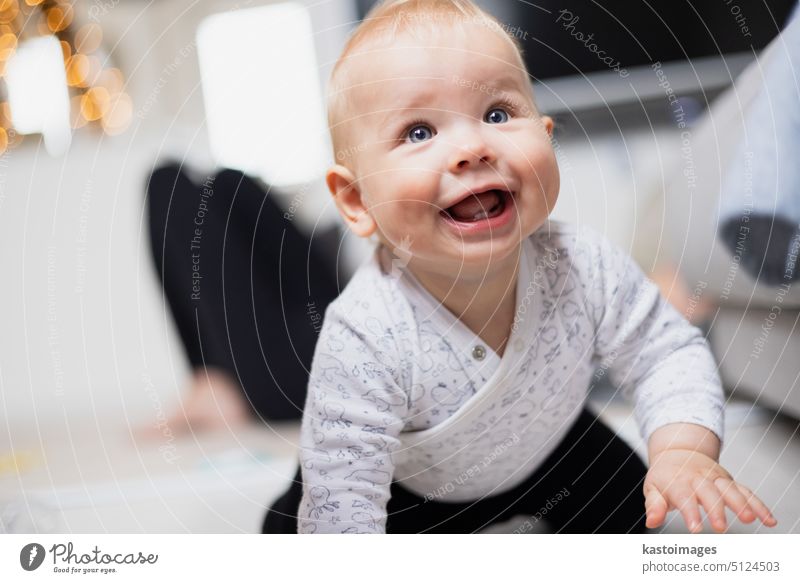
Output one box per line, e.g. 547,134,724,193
588,230,776,532
297,306,408,534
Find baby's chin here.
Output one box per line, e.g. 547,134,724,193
408,237,527,278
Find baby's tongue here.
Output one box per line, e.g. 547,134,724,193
447,190,500,221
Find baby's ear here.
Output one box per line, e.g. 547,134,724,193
326,165,376,238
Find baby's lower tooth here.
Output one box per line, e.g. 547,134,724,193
473,211,488,220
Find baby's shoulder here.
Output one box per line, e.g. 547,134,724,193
320,247,416,344
312,249,415,389
527,219,611,267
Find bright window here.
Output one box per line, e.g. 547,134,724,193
197,2,328,187
6,35,71,156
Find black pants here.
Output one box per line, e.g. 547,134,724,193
263,407,649,533
146,164,342,420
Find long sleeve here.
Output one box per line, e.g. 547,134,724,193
589,231,725,446
297,301,409,534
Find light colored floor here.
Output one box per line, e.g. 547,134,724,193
0,418,302,533
2,385,797,534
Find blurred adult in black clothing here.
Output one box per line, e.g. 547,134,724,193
146,164,343,429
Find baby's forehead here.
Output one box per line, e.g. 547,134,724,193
344,32,527,106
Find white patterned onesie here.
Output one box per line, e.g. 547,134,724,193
297,220,724,534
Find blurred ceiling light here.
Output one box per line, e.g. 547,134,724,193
65,52,89,86
0,31,16,56
46,3,72,32
0,0,19,24
197,2,328,187
74,22,102,54
5,34,70,155
0,1,131,154
100,92,132,135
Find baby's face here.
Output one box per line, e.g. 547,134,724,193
330,21,559,276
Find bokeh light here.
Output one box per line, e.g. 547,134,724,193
0,0,130,145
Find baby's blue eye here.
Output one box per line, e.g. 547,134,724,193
485,108,510,124
407,124,434,143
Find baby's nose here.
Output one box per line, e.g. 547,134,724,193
448,136,497,172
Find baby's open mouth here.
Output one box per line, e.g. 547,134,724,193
441,189,510,222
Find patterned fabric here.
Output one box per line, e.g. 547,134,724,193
297,220,724,533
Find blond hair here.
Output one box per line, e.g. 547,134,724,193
326,0,532,165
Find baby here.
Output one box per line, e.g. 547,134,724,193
264,0,777,534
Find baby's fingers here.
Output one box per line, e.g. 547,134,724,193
714,477,756,523
671,487,703,533
644,484,668,528
736,483,778,527
694,478,727,532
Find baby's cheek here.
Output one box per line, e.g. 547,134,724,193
516,145,559,213
398,172,438,200
370,199,423,239
383,199,432,227
521,139,558,179
380,173,439,212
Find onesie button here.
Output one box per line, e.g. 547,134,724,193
472,345,486,360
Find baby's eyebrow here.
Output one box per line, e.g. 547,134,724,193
407,70,525,103
380,73,527,128
377,94,438,131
